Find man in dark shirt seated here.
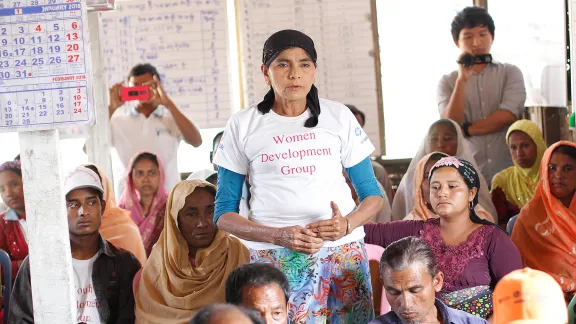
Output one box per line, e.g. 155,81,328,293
369,237,488,324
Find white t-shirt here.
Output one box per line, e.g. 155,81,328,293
110,106,182,196
72,253,103,324
214,98,375,250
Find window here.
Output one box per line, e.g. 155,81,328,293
489,0,567,107
377,0,473,158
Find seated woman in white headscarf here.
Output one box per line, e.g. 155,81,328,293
392,119,497,221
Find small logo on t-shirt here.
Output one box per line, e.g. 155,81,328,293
354,127,362,136
219,143,224,150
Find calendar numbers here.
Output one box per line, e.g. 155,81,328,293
0,0,90,129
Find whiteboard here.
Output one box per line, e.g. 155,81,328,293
0,0,94,133
98,0,233,128
237,0,384,156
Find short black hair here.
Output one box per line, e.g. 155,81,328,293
225,263,290,305
553,144,576,160
128,63,161,82
451,6,495,42
213,131,224,152
14,154,20,161
131,152,160,171
189,304,264,324
95,190,104,205
345,104,365,127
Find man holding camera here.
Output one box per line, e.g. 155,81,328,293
437,7,526,183
109,63,202,194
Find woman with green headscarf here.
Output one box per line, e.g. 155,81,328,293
491,120,547,227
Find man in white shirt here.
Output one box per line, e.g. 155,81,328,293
109,64,203,194
9,167,141,324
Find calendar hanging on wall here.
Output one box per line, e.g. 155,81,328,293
0,0,94,133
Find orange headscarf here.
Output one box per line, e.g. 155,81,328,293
84,164,147,266
404,152,494,222
511,141,576,292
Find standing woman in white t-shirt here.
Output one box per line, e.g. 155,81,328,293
214,30,384,324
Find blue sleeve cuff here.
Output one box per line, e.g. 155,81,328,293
214,167,246,226
345,157,383,202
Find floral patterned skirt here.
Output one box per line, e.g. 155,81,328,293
250,240,374,324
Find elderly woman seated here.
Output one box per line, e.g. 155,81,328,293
135,180,250,324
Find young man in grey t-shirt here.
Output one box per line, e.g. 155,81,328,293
437,7,526,183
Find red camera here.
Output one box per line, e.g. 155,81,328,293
121,86,150,102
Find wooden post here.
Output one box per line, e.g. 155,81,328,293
84,11,114,181
19,130,76,324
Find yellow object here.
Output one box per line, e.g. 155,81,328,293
491,120,547,209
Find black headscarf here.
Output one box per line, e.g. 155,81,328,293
258,29,320,128
429,156,496,227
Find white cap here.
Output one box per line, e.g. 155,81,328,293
63,167,104,196
187,169,217,181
